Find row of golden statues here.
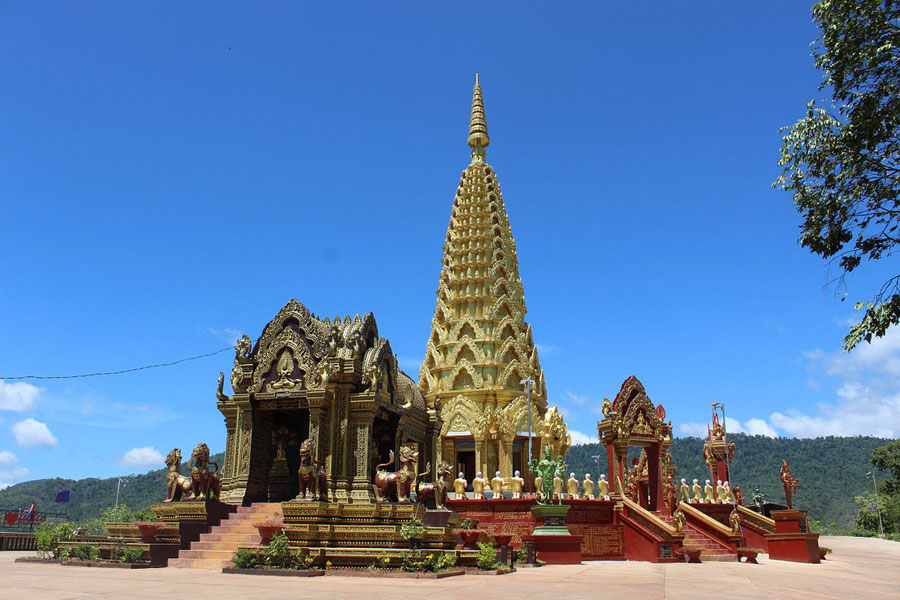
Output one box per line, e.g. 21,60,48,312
450,471,612,501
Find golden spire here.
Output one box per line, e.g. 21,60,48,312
467,73,490,160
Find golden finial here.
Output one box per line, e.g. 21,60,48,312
468,73,490,160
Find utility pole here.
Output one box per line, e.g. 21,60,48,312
867,471,885,538
115,477,128,516
591,454,603,487
520,378,535,494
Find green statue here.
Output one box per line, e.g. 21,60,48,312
529,446,567,505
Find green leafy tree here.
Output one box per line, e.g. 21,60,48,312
775,0,900,349
857,439,900,533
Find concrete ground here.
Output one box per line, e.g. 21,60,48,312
1,536,898,600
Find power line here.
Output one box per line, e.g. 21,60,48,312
1,346,234,380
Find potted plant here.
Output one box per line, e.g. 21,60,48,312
456,517,481,550
400,516,425,549
134,522,161,544
253,521,284,545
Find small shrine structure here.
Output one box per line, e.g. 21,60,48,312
597,376,674,511
216,299,439,505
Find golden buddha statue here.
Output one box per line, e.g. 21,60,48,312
490,471,505,499
509,470,524,498
582,473,595,499
534,475,543,500
692,478,702,503
567,473,580,498
453,472,467,500
598,474,609,500
552,475,563,499
679,478,691,503
723,480,734,503
704,479,714,503
472,472,487,499
715,480,726,503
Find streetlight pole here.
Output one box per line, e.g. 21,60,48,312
867,471,885,538
591,455,603,488
520,378,535,494
115,477,128,516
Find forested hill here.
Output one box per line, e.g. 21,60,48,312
0,453,224,524
567,435,889,528
0,436,890,528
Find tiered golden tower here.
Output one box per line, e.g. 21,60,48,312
419,75,570,481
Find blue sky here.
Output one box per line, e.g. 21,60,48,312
2,2,897,491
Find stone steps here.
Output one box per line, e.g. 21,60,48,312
168,502,283,569
654,512,738,562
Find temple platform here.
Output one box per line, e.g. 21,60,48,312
3,536,897,599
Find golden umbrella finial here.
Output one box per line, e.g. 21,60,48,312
467,73,490,158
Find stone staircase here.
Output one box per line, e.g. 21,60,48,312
655,512,737,562
168,502,282,570
680,523,737,561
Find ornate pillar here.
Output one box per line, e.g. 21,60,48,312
349,396,377,502
474,436,484,476
501,439,513,477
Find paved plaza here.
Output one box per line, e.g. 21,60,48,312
1,536,898,600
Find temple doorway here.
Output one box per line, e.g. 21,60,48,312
265,409,308,502
371,409,399,471
456,450,476,489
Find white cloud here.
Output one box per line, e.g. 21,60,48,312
677,422,709,437
398,357,423,373
770,382,900,438
678,417,777,438
568,429,594,445
116,446,165,468
788,327,900,437
11,418,58,448
565,391,587,406
42,389,179,429
0,450,29,488
536,343,560,356
201,326,244,344
0,380,42,412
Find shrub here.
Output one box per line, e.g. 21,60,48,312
516,546,528,564
476,541,498,570
120,546,144,564
74,544,99,561
373,553,391,569
35,523,55,558
459,518,479,530
434,552,457,571
53,522,77,542
232,548,259,569
401,549,425,572
264,532,294,569
400,516,425,542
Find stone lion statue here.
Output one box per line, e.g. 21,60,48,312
374,445,418,503
164,448,192,502
296,438,327,501
188,443,221,500
417,461,453,510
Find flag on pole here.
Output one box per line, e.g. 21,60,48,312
54,490,70,503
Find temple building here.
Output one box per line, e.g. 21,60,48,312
216,299,438,505
419,76,570,482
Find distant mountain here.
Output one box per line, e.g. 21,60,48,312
0,453,223,524
567,435,890,528
0,435,890,529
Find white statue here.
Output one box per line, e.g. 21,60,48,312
582,473,595,499
598,474,610,500
472,471,487,499
509,470,525,498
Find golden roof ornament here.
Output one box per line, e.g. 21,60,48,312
468,73,490,163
